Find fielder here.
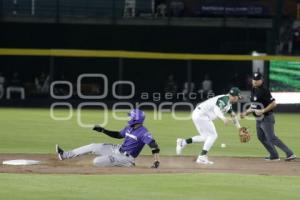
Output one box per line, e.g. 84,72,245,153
176,87,243,164
56,109,160,168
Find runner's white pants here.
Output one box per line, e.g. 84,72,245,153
191,108,218,151
62,143,135,167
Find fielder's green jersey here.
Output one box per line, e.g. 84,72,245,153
197,95,233,120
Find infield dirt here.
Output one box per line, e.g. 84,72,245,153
1,154,299,176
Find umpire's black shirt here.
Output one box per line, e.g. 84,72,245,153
250,85,275,117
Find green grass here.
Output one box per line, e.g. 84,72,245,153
1,173,300,200
0,108,300,200
0,108,299,157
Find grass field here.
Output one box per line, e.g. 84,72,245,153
0,108,300,200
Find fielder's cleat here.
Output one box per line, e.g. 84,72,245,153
285,154,296,161
264,156,280,161
196,155,214,165
176,138,186,155
56,144,65,160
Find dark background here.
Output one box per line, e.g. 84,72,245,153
0,23,263,99
1,0,298,106
0,23,267,53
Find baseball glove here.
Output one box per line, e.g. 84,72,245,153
239,127,251,143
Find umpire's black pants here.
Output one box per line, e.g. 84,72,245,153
256,113,293,158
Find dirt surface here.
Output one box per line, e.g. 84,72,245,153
0,154,299,176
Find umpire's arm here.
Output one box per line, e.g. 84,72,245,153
255,100,276,116
255,89,276,116
262,101,276,113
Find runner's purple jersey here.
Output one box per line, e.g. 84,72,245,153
119,125,153,158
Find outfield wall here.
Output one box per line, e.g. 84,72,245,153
1,48,299,110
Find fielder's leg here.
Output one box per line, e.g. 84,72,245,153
191,110,209,143
190,111,217,164
176,110,207,155
201,120,218,152
195,120,217,164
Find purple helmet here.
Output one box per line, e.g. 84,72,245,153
128,109,145,126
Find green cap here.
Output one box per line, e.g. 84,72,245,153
229,87,242,99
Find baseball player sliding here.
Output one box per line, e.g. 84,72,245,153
176,87,243,165
56,109,160,168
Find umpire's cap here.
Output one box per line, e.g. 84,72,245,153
252,72,263,80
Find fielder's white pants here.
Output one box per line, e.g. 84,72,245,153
191,108,218,152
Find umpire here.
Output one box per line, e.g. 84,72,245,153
241,72,296,161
